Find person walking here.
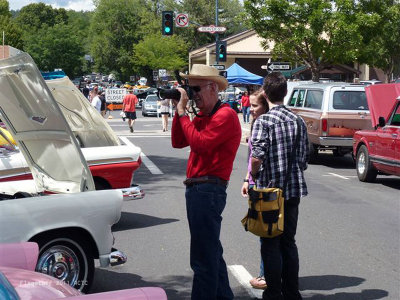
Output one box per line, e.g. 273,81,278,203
122,88,138,133
241,89,269,290
158,98,171,131
250,72,309,300
241,91,250,123
90,86,102,113
171,64,241,300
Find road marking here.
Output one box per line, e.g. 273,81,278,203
228,265,263,299
324,172,350,180
119,136,164,174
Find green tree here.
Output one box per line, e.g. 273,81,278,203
357,0,400,82
0,0,11,18
15,3,68,33
0,16,23,49
244,0,365,81
133,33,187,74
90,0,145,81
24,24,85,77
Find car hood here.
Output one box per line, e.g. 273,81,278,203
365,83,400,127
46,77,120,147
0,52,95,193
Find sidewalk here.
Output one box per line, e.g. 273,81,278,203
238,114,252,144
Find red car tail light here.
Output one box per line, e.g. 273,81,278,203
322,119,328,132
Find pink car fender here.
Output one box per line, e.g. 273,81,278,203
0,242,38,271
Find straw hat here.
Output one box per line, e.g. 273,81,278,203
180,64,228,91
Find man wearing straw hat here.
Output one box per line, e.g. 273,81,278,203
171,64,241,299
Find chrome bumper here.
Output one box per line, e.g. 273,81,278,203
99,249,128,267
318,137,353,147
121,184,145,201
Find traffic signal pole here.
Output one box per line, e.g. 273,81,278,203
215,0,219,64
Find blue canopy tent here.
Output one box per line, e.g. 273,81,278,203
226,63,264,85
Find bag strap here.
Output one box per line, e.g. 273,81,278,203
282,117,302,190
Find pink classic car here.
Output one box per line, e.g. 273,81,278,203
353,83,400,181
0,242,167,300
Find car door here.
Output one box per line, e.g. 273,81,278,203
387,101,400,175
0,52,95,193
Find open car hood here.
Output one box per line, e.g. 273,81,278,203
0,52,95,193
365,83,400,127
46,77,120,147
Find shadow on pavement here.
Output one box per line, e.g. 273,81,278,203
112,212,179,232
309,154,356,169
303,289,388,299
374,178,400,190
90,268,260,300
300,275,388,299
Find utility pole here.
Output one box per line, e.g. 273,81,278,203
215,0,219,64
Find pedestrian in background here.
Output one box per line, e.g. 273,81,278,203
241,89,269,290
158,98,171,132
122,88,138,133
171,64,241,300
99,90,107,117
241,91,250,123
91,86,102,113
250,72,309,300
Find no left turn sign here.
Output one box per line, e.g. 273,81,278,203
175,13,189,27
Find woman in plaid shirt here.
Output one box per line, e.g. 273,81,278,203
250,72,309,300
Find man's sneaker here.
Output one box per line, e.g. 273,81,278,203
249,276,267,290
129,126,133,133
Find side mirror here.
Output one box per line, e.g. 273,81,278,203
378,116,386,128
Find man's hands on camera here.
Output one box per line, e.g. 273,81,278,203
176,87,189,117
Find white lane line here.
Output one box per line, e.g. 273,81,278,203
327,172,350,180
228,265,263,299
119,136,164,174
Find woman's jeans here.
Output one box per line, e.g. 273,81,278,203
242,106,250,123
261,198,302,300
186,183,234,300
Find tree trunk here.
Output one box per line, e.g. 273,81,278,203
311,67,320,82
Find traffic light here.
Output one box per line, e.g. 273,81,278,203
216,41,227,62
162,11,174,36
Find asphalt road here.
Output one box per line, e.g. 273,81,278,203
90,109,399,299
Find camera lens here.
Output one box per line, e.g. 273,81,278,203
158,88,181,100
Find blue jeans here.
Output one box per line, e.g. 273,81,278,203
242,106,250,123
261,198,302,300
186,183,234,300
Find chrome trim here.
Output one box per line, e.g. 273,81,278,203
121,184,145,201
86,157,135,166
370,156,400,167
319,137,353,147
109,250,127,266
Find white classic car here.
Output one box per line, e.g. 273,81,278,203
0,69,144,200
0,51,127,292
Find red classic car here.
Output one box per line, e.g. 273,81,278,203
353,84,400,181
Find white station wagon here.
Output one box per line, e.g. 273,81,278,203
0,51,127,292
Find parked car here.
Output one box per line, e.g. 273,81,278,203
0,242,167,299
285,83,371,161
359,79,383,86
0,51,128,292
218,86,247,101
0,73,144,200
142,94,160,117
353,83,400,181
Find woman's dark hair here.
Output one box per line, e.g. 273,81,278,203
262,72,287,103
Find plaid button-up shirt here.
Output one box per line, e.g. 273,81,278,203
251,105,309,200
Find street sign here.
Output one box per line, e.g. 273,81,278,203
105,88,127,103
267,62,291,71
212,64,225,70
175,13,189,27
129,76,135,81
219,71,227,78
198,25,226,34
261,65,268,69
153,75,159,81
158,69,167,77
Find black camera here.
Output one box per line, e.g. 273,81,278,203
158,85,194,100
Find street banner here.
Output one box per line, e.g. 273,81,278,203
105,88,127,103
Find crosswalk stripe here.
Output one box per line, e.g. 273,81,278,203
119,136,164,174
228,265,263,299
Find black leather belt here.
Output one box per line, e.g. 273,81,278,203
183,176,228,187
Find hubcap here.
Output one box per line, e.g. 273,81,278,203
358,152,366,174
36,245,80,286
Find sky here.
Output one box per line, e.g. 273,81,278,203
10,0,95,11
